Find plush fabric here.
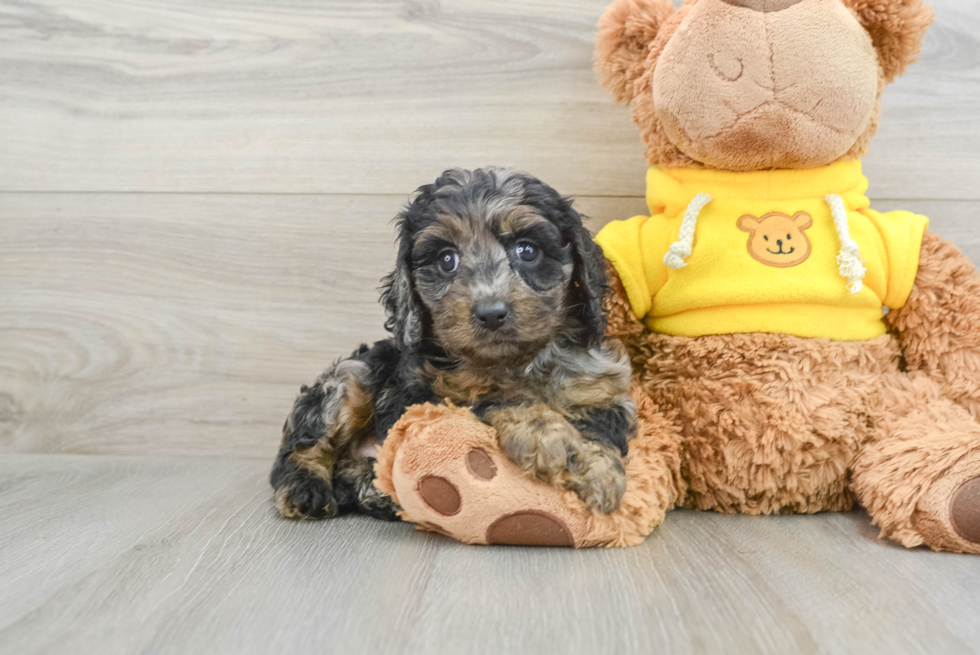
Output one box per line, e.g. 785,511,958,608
595,160,928,340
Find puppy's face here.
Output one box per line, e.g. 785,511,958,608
413,202,571,362
384,168,606,364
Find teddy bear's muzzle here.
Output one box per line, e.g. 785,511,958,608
652,0,880,170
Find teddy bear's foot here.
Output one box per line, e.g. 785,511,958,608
912,457,980,554
374,389,684,548
375,403,588,546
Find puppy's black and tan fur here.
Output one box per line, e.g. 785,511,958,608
271,168,636,521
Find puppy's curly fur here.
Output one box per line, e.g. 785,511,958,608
271,168,636,520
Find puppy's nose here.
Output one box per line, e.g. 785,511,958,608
719,0,803,12
472,301,511,331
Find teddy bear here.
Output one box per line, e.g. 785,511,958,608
374,0,980,553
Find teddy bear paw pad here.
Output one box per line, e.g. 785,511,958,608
465,448,497,480
950,477,980,545
418,475,462,516
486,511,574,547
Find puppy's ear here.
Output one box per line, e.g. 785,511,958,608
380,193,432,350
595,0,677,104
842,0,933,83
379,239,423,350
568,219,610,348
518,174,610,347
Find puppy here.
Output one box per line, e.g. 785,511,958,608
270,168,636,521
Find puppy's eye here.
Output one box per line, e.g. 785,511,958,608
763,235,769,241
438,249,459,274
515,241,539,263
786,234,792,240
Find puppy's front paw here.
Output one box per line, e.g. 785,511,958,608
566,443,627,514
491,405,627,514
358,491,402,521
274,472,339,520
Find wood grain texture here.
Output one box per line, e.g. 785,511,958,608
0,454,978,655
0,193,645,457
1,0,978,198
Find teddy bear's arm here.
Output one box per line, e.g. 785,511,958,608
603,262,649,369
885,230,980,419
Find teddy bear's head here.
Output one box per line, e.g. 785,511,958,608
595,0,933,171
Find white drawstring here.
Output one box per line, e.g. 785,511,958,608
663,193,713,270
825,193,866,294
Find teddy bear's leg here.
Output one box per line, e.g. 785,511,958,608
854,230,980,553
373,386,683,548
886,231,980,420
851,372,980,553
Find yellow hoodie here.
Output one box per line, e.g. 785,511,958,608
595,160,928,341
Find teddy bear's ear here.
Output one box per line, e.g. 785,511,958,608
841,0,934,83
595,0,678,104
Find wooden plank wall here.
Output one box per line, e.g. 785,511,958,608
2,0,978,459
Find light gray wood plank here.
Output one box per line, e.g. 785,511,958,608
0,454,978,655
0,0,977,198
863,0,980,200
0,193,644,457
0,193,392,458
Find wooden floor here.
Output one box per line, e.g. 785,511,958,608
2,0,980,653
3,454,979,655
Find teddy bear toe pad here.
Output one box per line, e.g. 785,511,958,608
417,475,462,516
465,448,497,480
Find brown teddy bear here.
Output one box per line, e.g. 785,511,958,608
375,0,980,552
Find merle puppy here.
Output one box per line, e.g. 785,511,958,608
271,168,636,521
